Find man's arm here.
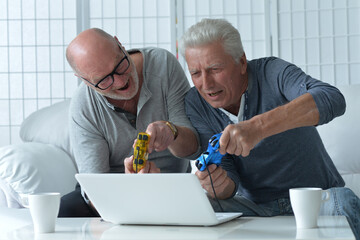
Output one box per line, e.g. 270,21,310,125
195,164,236,199
198,92,320,199
151,49,200,158
168,125,198,157
220,58,346,157
145,121,198,158
220,92,319,156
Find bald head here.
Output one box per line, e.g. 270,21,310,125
66,28,119,75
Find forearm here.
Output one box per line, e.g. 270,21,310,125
196,165,236,199
217,178,236,200
254,93,319,140
168,125,198,158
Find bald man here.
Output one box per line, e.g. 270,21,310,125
60,28,200,217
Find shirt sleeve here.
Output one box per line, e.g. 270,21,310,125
265,58,346,125
220,154,241,198
69,86,110,174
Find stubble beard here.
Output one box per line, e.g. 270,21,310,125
101,69,139,101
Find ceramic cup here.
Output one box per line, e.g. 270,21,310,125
22,192,60,233
289,188,330,229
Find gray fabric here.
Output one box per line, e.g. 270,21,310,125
185,57,345,203
70,47,199,174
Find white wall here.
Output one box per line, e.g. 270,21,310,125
0,0,78,146
0,0,359,147
272,0,360,86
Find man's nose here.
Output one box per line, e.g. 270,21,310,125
113,74,129,86
201,72,214,89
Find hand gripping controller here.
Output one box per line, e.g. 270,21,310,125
133,132,150,173
195,133,225,171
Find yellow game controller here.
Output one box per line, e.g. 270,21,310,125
133,132,150,173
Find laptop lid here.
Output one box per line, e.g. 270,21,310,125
75,173,242,226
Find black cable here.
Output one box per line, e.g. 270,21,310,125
206,165,224,212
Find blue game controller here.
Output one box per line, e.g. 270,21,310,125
195,133,225,171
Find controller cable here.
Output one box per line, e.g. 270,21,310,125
205,165,224,212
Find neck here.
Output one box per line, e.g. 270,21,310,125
224,104,240,116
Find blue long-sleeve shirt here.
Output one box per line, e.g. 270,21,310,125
185,57,345,203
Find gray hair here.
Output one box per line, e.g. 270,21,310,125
179,18,244,63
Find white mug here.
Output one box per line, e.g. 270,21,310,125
289,188,330,229
22,192,60,233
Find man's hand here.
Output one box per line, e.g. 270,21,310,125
218,93,321,157
146,121,176,153
124,156,160,173
219,93,321,157
195,164,235,199
219,120,262,157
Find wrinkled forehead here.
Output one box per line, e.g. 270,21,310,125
185,42,230,68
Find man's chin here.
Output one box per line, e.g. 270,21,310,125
206,100,223,109
100,74,139,101
105,92,136,100
99,88,135,100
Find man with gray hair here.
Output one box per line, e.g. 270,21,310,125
60,28,200,217
180,18,359,239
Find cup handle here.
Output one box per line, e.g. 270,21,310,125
19,193,30,208
322,190,330,202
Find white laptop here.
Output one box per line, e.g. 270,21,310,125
75,173,242,226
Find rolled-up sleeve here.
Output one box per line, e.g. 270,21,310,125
274,59,346,125
308,85,346,125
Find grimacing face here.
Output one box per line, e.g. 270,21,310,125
185,41,247,113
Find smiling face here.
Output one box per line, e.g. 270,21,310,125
70,29,140,101
185,41,248,115
94,51,140,101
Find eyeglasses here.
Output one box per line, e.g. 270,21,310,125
80,45,130,90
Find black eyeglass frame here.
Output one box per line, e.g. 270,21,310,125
79,45,130,90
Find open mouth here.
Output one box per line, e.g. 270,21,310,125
118,81,130,91
208,91,222,97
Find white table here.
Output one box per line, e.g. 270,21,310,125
2,215,355,240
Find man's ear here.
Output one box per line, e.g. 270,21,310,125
114,36,122,47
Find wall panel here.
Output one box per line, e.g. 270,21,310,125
0,0,359,147
273,0,360,85
0,0,78,146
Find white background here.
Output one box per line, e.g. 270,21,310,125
0,0,359,147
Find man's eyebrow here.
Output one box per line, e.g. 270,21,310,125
188,62,225,73
113,46,126,65
206,62,225,69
